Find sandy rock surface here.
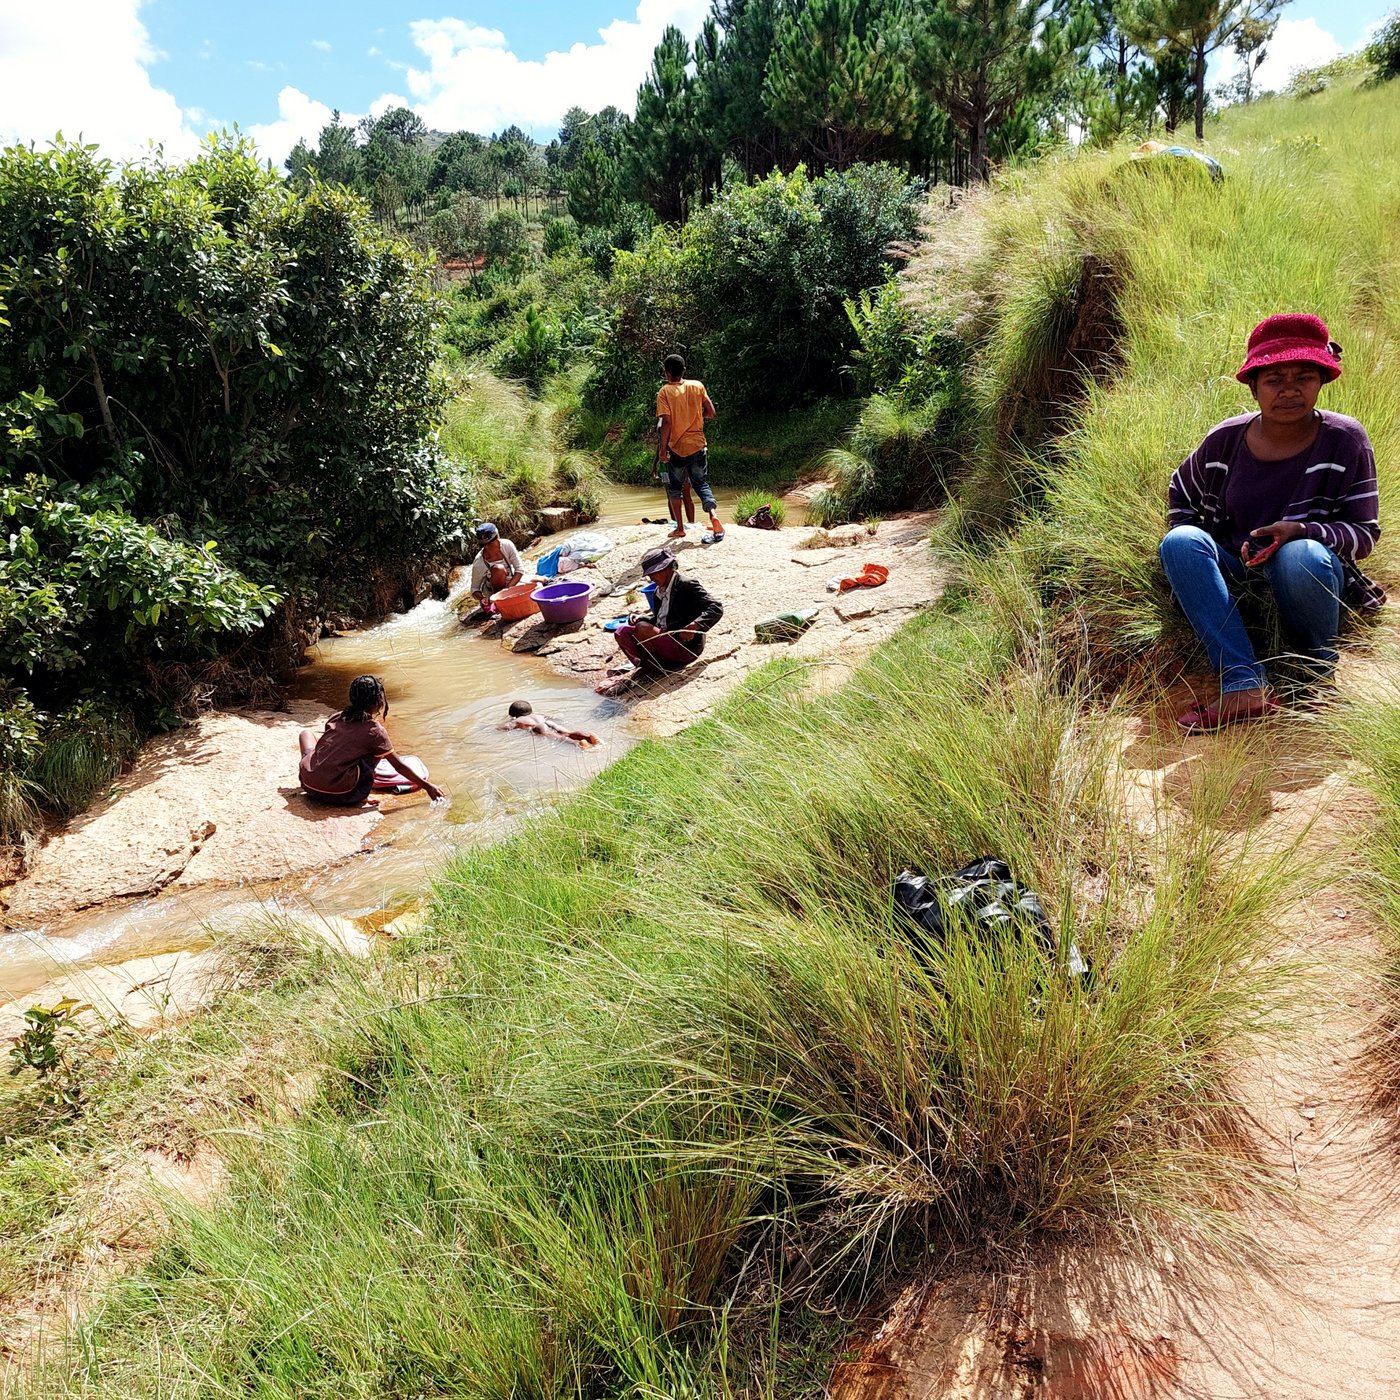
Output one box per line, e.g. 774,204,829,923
1,702,383,930
490,513,944,736
0,948,225,1040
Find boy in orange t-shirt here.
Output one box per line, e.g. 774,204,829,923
655,353,722,541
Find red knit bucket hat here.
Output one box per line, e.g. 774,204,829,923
1236,313,1342,383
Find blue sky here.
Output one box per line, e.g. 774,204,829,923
0,0,1392,166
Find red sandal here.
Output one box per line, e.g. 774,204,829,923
1177,693,1279,733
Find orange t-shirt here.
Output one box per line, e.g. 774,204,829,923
656,379,709,457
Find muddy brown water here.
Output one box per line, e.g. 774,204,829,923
0,485,747,997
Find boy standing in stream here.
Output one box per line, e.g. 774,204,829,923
656,353,723,542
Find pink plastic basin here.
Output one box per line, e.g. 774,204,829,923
532,579,592,625
490,582,540,622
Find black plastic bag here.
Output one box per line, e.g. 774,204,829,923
892,857,1088,979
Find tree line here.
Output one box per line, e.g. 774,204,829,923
287,0,1286,250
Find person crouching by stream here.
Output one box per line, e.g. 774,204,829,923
610,546,724,683
470,522,524,610
299,675,445,807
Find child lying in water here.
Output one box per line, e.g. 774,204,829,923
500,700,601,748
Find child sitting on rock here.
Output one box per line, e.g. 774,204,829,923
500,700,601,748
299,675,445,807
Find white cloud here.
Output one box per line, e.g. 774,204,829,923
1215,17,1345,95
400,0,711,135
0,0,200,159
248,86,355,170
311,38,331,53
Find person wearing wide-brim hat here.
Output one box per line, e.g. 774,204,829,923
1160,313,1384,732
469,521,524,609
607,545,724,685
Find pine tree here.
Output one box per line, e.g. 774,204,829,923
915,0,1092,181
706,0,788,180
627,27,699,223
1124,0,1286,139
310,113,362,191
763,0,920,171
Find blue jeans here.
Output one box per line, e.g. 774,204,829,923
1159,526,1345,693
665,449,717,514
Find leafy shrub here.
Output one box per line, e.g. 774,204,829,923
484,208,528,266
0,136,462,835
594,163,923,412
1368,11,1400,81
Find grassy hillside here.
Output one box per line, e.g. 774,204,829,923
905,76,1400,674
12,76,1400,1398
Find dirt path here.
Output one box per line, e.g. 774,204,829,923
831,647,1400,1398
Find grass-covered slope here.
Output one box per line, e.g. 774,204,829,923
20,614,1307,1398
906,78,1400,674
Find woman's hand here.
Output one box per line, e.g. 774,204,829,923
1252,520,1306,545
1242,520,1305,568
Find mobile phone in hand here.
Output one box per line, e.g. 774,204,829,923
1242,534,1279,567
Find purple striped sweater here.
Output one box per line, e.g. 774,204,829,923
1167,410,1385,612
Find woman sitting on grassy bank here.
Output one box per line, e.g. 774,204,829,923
1160,313,1383,732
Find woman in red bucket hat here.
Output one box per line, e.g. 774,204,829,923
1160,313,1383,731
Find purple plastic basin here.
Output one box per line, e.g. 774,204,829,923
532,579,592,626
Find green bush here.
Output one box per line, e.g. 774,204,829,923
594,163,923,413
542,215,579,257
1368,11,1400,81
0,136,464,836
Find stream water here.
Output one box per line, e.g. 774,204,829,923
0,483,744,1000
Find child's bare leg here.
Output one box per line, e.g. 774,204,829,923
298,729,316,759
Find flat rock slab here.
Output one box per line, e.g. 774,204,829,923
0,948,225,1039
472,512,944,738
2,703,383,930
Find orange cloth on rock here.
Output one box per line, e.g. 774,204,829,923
837,563,889,592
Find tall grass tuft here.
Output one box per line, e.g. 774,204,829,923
438,369,604,537
807,393,952,526
733,487,785,527
27,702,139,817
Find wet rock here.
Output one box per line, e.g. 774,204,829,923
537,506,579,534
3,704,382,931
0,948,225,1038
